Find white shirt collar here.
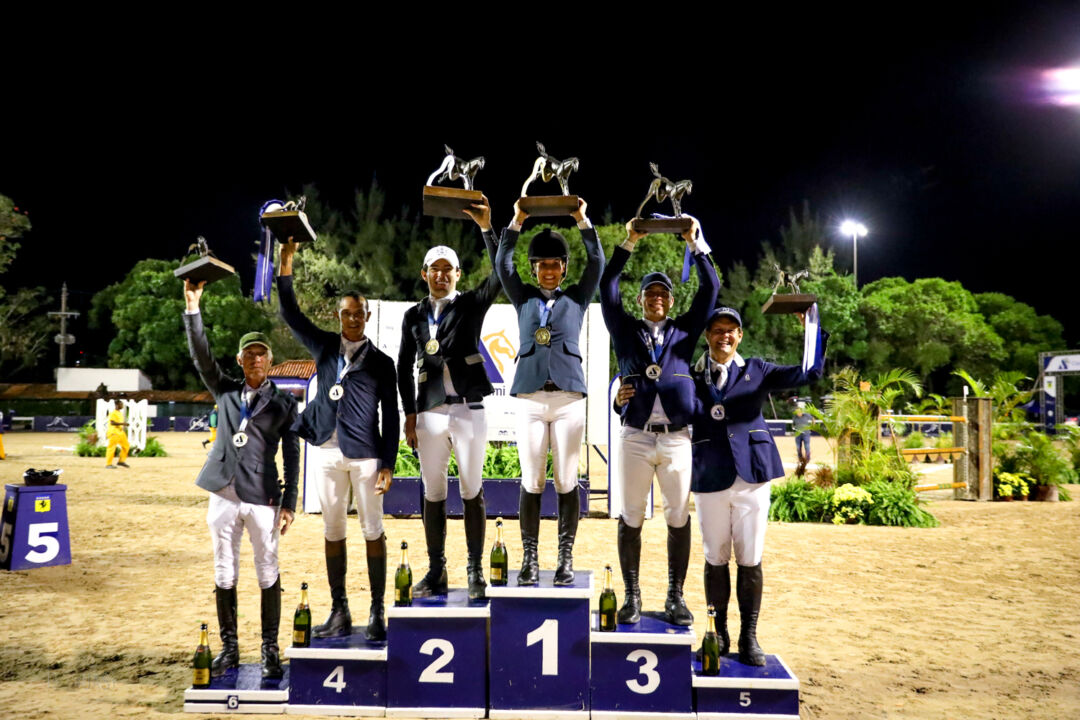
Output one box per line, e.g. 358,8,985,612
539,286,561,300
709,352,745,371
340,335,368,357
643,317,668,338
428,290,460,308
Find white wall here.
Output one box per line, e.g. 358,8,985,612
57,368,152,392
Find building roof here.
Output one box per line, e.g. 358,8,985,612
0,384,212,403
269,360,317,380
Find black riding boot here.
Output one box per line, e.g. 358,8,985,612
260,577,283,680
664,519,694,626
736,563,766,666
212,585,239,676
616,518,642,624
413,499,448,597
705,562,731,655
313,539,352,638
463,490,487,600
517,488,542,586
365,535,387,641
553,488,579,585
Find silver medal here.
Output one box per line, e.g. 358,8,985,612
232,431,249,448
710,404,726,421
645,364,662,380
329,384,344,401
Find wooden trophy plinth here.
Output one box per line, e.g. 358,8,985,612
632,216,693,234
173,256,236,285
423,186,484,219
518,195,579,217
762,293,817,314
260,210,316,243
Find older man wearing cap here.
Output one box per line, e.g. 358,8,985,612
495,196,603,586
183,279,300,680
690,305,826,665
600,218,718,625
277,242,400,641
398,196,501,600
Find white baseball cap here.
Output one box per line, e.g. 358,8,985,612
423,246,460,269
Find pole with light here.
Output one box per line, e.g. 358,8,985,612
840,220,868,287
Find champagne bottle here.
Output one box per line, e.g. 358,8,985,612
192,623,212,688
489,517,509,586
395,540,413,607
598,564,617,631
293,581,311,647
701,604,721,675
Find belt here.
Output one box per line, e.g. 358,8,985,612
638,423,687,434
444,396,483,408
542,381,561,392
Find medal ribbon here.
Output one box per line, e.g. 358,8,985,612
802,302,823,373
335,343,370,387
646,327,666,365
237,392,255,434
536,293,560,331
427,303,446,340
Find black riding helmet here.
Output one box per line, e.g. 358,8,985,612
527,229,569,262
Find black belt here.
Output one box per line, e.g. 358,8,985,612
639,423,687,434
445,396,467,405
542,381,561,392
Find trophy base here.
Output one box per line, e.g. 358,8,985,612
632,217,693,234
762,293,817,314
260,210,316,243
519,195,579,217
423,186,484,219
174,256,236,285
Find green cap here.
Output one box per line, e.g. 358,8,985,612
238,331,272,354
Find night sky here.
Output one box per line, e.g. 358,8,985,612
5,6,1080,368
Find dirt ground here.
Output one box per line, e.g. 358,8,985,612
0,431,1077,719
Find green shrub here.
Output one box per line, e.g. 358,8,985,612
769,480,833,523
903,431,926,449
483,443,522,479
395,442,421,476
75,440,106,457
864,479,939,527
137,436,168,457
836,449,918,487
831,483,874,525
935,432,954,449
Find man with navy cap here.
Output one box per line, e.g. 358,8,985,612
600,219,718,626
278,241,399,641
398,196,501,600
690,305,826,664
495,196,603,586
183,279,300,680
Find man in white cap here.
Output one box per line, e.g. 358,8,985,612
398,196,502,600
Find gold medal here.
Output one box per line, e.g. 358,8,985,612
425,339,440,355
534,327,551,346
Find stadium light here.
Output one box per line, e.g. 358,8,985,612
840,220,868,287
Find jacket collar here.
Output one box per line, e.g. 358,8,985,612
694,350,745,373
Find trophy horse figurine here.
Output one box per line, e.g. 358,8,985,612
635,163,693,219
426,145,486,191
520,142,579,197
772,263,809,295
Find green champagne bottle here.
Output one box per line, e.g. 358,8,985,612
702,604,721,675
598,564,617,631
192,623,212,688
395,540,413,607
489,517,509,586
293,581,311,647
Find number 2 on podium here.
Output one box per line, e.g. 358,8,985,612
525,619,558,676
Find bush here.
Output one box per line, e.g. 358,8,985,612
831,484,874,525
75,421,106,457
836,450,918,487
993,468,1032,500
137,436,168,457
864,479,939,527
769,479,833,523
935,431,954,449
903,431,926,449
484,443,522,479
395,442,421,476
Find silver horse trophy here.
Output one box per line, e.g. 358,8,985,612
761,262,816,314
518,141,581,217
423,145,486,219
173,235,237,285
631,163,694,234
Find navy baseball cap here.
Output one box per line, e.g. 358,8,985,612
708,306,742,328
640,272,673,292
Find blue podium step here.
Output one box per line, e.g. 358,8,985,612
692,653,800,719
183,663,289,714
284,632,387,716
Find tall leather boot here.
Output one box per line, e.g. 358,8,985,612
553,488,579,585
705,562,731,656
413,499,448,597
616,518,642,624
736,563,766,666
212,585,239,676
365,535,387,641
463,490,487,600
260,576,283,680
664,519,694,626
313,539,351,638
517,488,542,586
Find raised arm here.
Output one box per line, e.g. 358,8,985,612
565,198,604,305
462,195,503,306
761,329,830,390
494,200,531,307
183,280,234,397
599,221,641,333
682,221,720,337
277,240,338,355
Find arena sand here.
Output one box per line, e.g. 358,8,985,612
0,432,1077,719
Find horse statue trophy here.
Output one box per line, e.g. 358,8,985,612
260,193,317,244
423,145,487,219
631,162,695,234
761,262,816,314
518,141,581,217
173,235,237,285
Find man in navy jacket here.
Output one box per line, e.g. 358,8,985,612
278,241,399,642
602,218,718,626
690,306,826,664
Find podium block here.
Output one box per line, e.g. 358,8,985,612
487,570,592,719
589,611,694,719
183,663,288,714
1,484,72,571
386,588,489,718
285,633,387,716
692,654,799,719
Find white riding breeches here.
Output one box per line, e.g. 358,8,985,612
618,425,692,529
695,477,771,566
313,445,384,542
207,483,280,590
515,390,586,494
415,403,487,502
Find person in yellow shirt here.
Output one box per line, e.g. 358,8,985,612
105,399,130,469
0,410,6,460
